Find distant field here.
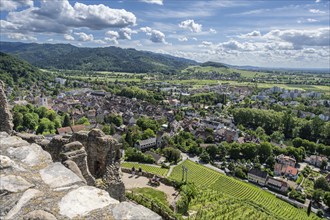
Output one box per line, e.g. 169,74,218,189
121,162,169,176
66,76,142,82
170,160,320,220
183,66,269,78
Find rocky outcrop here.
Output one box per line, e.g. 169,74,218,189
70,129,121,178
0,81,13,134
0,132,161,220
61,141,95,185
43,129,125,201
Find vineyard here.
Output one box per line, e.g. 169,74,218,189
121,162,169,176
170,160,320,220
189,190,278,220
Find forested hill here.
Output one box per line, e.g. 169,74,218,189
0,42,197,73
0,52,51,86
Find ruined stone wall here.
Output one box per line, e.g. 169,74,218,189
61,141,95,185
70,129,121,178
0,81,13,134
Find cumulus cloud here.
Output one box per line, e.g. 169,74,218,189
209,28,217,34
140,26,167,44
2,0,136,34
264,28,330,47
7,32,36,41
239,30,261,38
201,41,212,46
309,9,325,14
64,34,75,41
0,0,33,11
105,28,137,44
307,18,318,22
74,32,94,41
140,0,163,5
178,36,188,42
179,19,202,33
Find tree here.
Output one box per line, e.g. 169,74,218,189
199,150,211,163
234,167,246,179
162,147,181,163
323,192,330,207
320,159,328,170
206,145,218,161
142,128,155,140
270,131,284,143
205,135,214,143
312,189,324,203
258,142,273,163
77,117,90,125
62,114,71,127
314,177,329,191
229,143,241,160
283,111,294,139
307,200,312,216
36,118,54,135
266,155,275,169
125,131,133,147
102,125,111,135
13,112,23,130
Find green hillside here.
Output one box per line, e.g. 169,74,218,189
0,52,51,86
0,42,197,74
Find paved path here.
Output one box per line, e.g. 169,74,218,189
122,172,179,205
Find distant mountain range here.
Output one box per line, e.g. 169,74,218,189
0,42,197,74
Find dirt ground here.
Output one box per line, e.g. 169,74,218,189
122,172,179,205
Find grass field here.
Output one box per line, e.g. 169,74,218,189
170,160,320,220
121,162,169,176
130,187,169,206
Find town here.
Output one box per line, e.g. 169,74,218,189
2,64,330,219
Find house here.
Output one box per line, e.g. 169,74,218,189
274,163,298,180
135,137,157,150
57,125,86,135
266,177,289,193
277,154,296,167
248,168,268,186
307,155,328,167
145,151,165,164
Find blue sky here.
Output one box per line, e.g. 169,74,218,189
0,0,329,68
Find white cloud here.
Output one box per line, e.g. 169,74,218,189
0,20,18,30
264,28,330,47
0,0,33,11
7,32,36,41
93,39,106,44
106,30,120,38
178,36,188,42
315,0,321,3
309,9,325,14
192,37,198,41
238,30,261,38
140,0,163,5
140,26,167,44
64,34,75,41
307,18,318,22
118,27,137,40
201,41,212,46
2,0,136,34
209,28,217,34
74,32,94,41
104,37,118,44
179,19,202,33
105,28,137,44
